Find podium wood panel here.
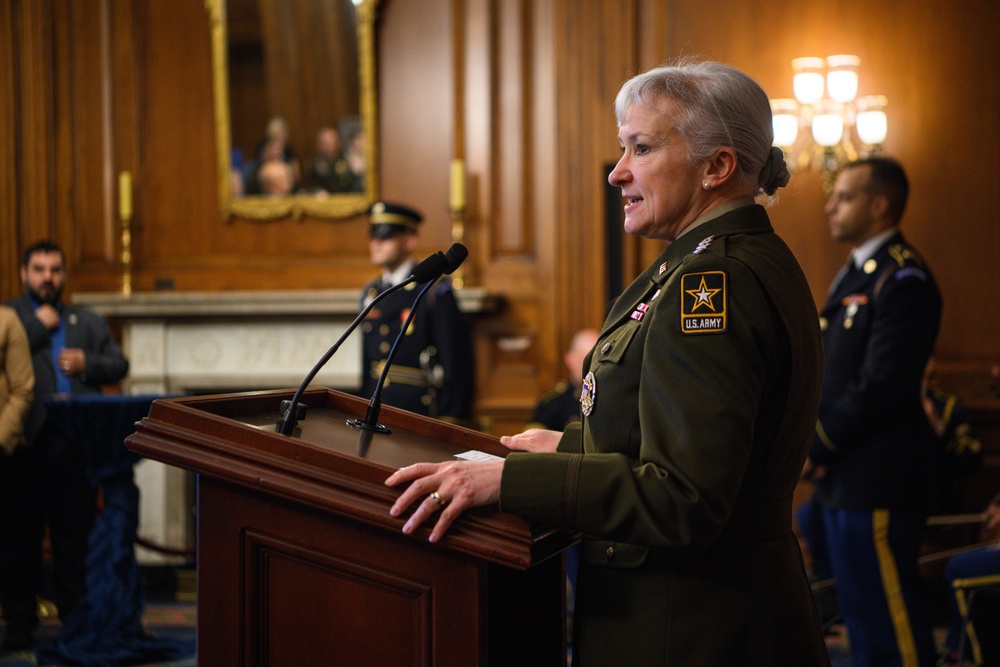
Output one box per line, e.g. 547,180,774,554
126,388,571,666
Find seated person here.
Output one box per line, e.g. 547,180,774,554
527,328,599,431
256,159,296,196
938,494,1000,666
921,356,983,513
339,116,366,193
303,126,353,195
245,133,300,195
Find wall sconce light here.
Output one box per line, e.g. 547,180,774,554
770,55,888,193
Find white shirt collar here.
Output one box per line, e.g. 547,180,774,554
852,227,897,268
383,259,415,285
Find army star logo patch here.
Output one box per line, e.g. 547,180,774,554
680,271,727,334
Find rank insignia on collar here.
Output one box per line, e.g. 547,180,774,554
659,262,668,275
693,235,715,254
680,270,727,334
580,371,596,416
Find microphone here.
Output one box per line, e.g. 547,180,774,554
347,244,468,433
411,243,468,283
276,243,468,436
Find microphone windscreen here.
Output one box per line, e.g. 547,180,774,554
411,251,449,284
443,243,469,274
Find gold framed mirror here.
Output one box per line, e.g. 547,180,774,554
206,0,379,220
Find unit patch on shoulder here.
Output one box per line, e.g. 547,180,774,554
680,270,727,334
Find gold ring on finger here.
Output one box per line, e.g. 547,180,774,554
429,491,447,507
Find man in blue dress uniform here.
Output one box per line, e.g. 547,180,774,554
803,157,941,667
359,202,475,424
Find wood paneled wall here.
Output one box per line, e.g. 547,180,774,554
2,0,998,436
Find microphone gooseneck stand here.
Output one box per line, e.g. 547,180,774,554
346,279,437,434
276,243,466,437
275,280,411,435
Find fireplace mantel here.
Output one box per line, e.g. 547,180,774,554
73,288,501,563
75,288,500,394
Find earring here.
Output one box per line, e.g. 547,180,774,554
703,182,711,190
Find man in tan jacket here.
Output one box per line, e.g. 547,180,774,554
0,305,33,457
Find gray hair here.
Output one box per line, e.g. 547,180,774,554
614,59,789,197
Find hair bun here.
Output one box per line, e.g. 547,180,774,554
759,146,790,195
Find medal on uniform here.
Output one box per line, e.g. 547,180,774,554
400,308,415,336
630,302,649,322
580,371,596,416
840,294,868,329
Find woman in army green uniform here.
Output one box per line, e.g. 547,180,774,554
387,60,830,666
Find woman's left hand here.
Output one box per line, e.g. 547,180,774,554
385,459,505,543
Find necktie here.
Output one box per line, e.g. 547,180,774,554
830,258,858,296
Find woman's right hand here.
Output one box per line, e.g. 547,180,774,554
500,428,561,453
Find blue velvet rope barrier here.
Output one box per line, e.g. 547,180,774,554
34,395,195,665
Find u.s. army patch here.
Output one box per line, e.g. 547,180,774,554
680,271,727,334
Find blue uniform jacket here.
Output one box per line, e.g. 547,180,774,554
811,231,942,511
359,274,475,421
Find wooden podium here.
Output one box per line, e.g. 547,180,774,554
125,388,573,666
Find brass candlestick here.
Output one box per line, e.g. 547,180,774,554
449,159,466,288
450,209,465,288
119,171,133,295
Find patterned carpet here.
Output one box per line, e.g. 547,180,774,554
1,597,946,666
0,602,195,667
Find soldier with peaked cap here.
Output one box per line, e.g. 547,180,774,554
358,201,475,423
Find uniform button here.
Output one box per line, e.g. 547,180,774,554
362,322,372,333
605,546,615,561
379,324,390,336
379,342,390,354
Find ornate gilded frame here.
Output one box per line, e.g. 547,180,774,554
205,0,380,220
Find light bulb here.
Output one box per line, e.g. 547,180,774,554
812,102,844,147
792,57,825,105
856,95,888,145
826,55,860,103
770,99,799,148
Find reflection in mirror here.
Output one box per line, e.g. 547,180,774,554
207,0,380,220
